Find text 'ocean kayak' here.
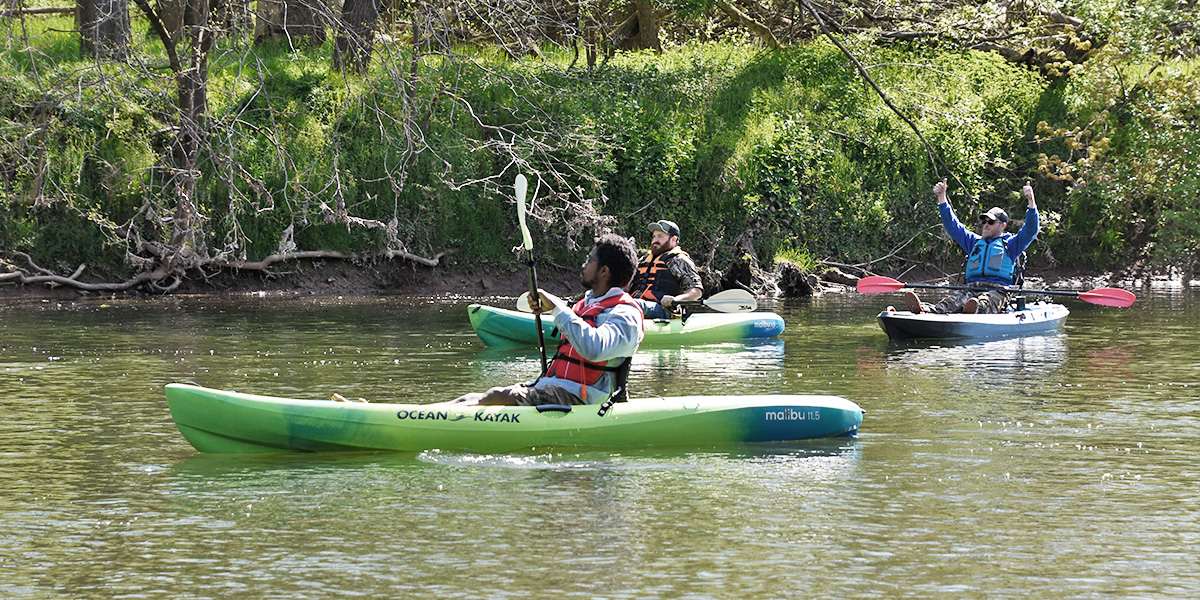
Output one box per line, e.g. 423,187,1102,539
165,383,862,454
468,304,785,347
876,302,1069,340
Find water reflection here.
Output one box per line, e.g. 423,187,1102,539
415,437,859,470
881,332,1069,373
465,339,787,399
1080,343,1137,385
152,435,867,597
633,339,786,396
4,291,1200,599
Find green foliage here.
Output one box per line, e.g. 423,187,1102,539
578,41,1044,271
0,203,125,275
1029,36,1200,271
2,5,1197,284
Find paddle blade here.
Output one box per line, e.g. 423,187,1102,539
515,174,533,251
515,291,533,312
1078,287,1136,308
702,289,757,312
856,276,906,294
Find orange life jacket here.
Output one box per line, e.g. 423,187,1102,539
630,247,689,301
545,292,643,401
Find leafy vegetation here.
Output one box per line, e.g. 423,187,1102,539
1,1,1198,291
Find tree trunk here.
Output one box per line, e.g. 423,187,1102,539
167,0,214,259
154,0,186,42
254,0,326,48
609,7,671,51
78,0,131,60
634,0,661,52
130,0,215,278
715,1,782,50
333,0,378,73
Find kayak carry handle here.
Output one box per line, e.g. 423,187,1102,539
536,404,573,414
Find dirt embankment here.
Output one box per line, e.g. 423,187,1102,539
1,256,1185,302
0,260,584,301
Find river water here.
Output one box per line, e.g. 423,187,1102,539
1,288,1197,599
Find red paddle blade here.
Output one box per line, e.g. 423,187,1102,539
1078,287,1137,307
856,276,906,294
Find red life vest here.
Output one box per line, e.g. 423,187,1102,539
630,247,689,302
545,292,643,400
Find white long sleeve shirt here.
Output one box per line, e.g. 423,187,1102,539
533,287,644,403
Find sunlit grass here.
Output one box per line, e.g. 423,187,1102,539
774,247,820,272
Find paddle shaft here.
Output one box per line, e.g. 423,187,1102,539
519,288,759,314
857,276,1136,307
526,258,548,372
518,290,757,314
674,300,756,312
515,174,548,373
901,282,1058,296
902,282,1100,299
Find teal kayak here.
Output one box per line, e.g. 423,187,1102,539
468,304,786,347
165,383,862,454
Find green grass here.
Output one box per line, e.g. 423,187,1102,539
3,13,1197,279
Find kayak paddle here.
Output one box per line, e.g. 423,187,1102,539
856,275,1137,308
516,288,759,314
515,174,548,372
676,288,758,312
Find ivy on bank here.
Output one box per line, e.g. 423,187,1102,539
1,15,1198,286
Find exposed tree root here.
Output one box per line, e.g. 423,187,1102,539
0,248,444,294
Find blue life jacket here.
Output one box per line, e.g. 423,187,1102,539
965,237,1015,283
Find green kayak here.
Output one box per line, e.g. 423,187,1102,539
468,304,786,347
165,383,862,454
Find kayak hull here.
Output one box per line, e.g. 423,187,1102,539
468,304,785,347
165,383,862,454
877,303,1070,340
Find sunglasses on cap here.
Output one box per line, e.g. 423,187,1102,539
978,216,998,225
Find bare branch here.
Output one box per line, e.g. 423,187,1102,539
797,0,971,195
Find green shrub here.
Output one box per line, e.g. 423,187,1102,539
3,12,1193,283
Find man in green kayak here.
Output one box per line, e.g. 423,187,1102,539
452,233,645,406
905,178,1040,314
629,219,703,319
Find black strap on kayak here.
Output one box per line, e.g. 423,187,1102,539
1008,252,1030,311
597,357,633,417
597,396,618,417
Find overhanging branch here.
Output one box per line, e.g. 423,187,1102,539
797,0,968,195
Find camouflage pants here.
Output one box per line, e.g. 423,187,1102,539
927,284,1009,314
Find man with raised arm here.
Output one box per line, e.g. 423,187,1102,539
905,179,1040,314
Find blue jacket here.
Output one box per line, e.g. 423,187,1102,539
939,203,1039,285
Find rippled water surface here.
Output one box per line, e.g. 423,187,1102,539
2,289,1197,599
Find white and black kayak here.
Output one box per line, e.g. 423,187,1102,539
857,276,1135,341
876,302,1070,340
